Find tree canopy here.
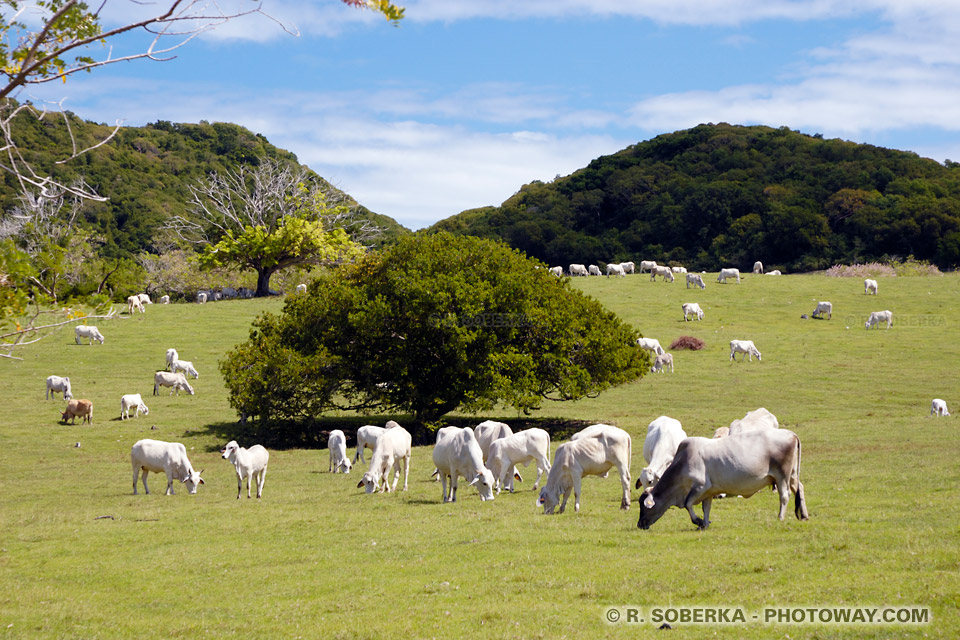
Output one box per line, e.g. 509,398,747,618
220,232,648,426
432,123,960,271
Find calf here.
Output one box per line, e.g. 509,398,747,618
538,424,632,514
61,398,93,424
46,375,72,401
931,399,950,417
432,426,496,502
357,425,411,493
120,393,149,420
637,416,688,490
651,352,674,373
486,428,551,493
131,439,204,495
328,429,352,473
637,429,809,530
221,440,269,499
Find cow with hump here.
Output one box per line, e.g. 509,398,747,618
637,429,809,530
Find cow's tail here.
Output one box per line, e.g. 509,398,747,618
793,435,809,520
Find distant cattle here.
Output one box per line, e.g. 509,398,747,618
686,273,706,289
131,439,204,495
549,266,563,277
569,264,588,277
865,310,893,329
651,353,674,373
931,399,950,417
637,337,665,356
46,375,72,401
638,260,657,273
812,301,833,320
75,325,104,345
864,278,878,295
717,268,741,284
753,261,764,274
606,263,625,278
729,339,761,362
682,302,703,322
588,265,602,276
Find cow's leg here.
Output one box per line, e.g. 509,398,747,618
559,485,571,513
701,498,713,529
617,462,631,510
440,472,449,502
132,465,141,494
247,473,254,499
165,471,175,495
401,455,409,492
572,475,583,512
684,486,708,528
257,468,267,498
329,454,334,473
534,455,549,490
450,475,458,502
776,476,791,520
793,478,809,520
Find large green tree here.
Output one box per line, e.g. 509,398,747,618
221,232,648,425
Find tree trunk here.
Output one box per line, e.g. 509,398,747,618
255,268,276,297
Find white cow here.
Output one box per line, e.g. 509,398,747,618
569,264,588,277
74,325,104,345
131,439,204,495
717,268,741,283
713,427,730,438
486,428,551,493
159,295,170,304
671,266,687,274
138,293,152,305
197,292,208,303
353,425,385,464
682,302,703,322
432,426,496,502
619,261,635,274
864,278,878,295
538,424,632,513
549,266,563,277
651,352,674,373
606,263,625,278
357,425,411,493
165,348,179,371
686,273,706,289
171,359,200,379
730,339,761,362
650,265,674,282
153,371,195,396
296,283,307,294
221,440,269,499
865,310,893,329
766,270,782,276
638,260,657,273
127,295,145,314
931,399,950,417
474,420,513,462
812,301,833,320
753,261,764,274
637,337,665,356
328,430,352,473
637,416,688,490
728,407,779,435
120,393,149,420
45,375,72,400
588,265,602,276
638,429,809,530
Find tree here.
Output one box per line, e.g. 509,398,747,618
220,232,648,426
164,159,367,296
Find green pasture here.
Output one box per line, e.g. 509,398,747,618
1,272,958,638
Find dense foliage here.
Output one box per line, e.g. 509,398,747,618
432,123,960,271
221,233,648,426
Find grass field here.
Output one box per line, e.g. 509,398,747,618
1,271,958,639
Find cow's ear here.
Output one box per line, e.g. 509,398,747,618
514,472,522,481
357,480,364,489
468,475,480,486
643,494,656,509
199,477,205,485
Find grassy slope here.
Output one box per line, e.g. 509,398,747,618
1,274,958,639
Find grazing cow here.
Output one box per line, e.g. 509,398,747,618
931,399,950,417
651,352,674,373
328,429,352,473
197,292,208,303
637,337,665,356
120,393,149,420
296,283,307,294
584,265,599,276
474,420,513,462
606,263,626,278
686,273,706,289
650,265,674,282
637,416,688,490
159,295,170,304
569,264,588,277
638,260,657,273
730,339,761,362
353,425,385,464
717,268,741,284
766,270,782,276
812,301,833,320
127,295,145,314
728,407,779,435
138,293,152,306
46,375,72,401
166,348,179,371
865,310,893,329
753,261,764,274
171,359,200,379
60,398,93,425
671,266,688,274
637,429,810,530
713,427,730,438
864,278,878,295
432,426,496,502
131,439,204,495
75,325,104,345
549,266,563,277
487,428,551,493
538,424,632,514
357,425,412,493
221,440,269,499
620,261,635,274
682,302,704,322
153,371,195,396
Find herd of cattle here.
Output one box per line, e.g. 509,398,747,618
45,268,952,530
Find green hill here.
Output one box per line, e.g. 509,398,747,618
431,123,960,271
1,108,409,257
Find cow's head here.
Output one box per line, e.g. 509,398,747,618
638,467,659,491
469,468,496,502
537,486,559,515
221,441,239,460
753,349,762,361
637,489,670,530
358,472,377,494
182,469,204,494
339,459,352,474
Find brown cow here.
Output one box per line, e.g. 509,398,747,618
61,399,93,425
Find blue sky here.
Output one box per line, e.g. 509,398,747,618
20,0,960,229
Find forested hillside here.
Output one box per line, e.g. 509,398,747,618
1,108,408,257
432,124,960,271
